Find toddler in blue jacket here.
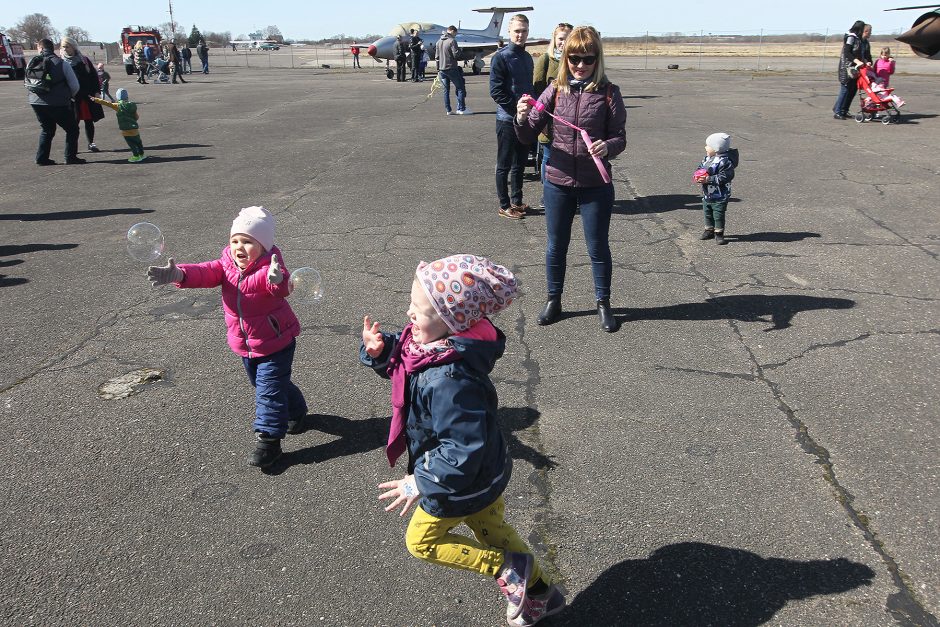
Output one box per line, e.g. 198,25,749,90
694,132,737,245
361,254,564,626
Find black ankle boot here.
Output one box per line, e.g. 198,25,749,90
248,434,282,468
537,296,561,325
715,231,727,245
597,299,618,332
700,228,715,240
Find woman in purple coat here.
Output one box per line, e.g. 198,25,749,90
515,26,626,332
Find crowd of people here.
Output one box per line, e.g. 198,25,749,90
833,19,905,119
26,36,213,165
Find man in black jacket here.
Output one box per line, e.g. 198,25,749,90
394,35,408,82
409,29,424,82
27,39,83,165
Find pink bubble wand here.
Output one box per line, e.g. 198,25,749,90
525,95,611,184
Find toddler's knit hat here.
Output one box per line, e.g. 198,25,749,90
706,132,731,153
116,88,129,101
416,254,518,334
231,206,275,251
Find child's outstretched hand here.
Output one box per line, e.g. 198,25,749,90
362,315,384,358
267,254,283,285
147,258,183,287
378,474,421,517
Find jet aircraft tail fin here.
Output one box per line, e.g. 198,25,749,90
472,6,534,37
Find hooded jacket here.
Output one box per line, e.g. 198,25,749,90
436,32,459,71
698,151,737,201
176,246,299,358
515,81,627,188
361,325,511,518
27,51,79,107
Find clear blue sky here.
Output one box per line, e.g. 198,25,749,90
3,1,921,42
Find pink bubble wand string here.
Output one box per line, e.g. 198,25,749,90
525,95,611,184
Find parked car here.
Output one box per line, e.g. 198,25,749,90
259,42,279,50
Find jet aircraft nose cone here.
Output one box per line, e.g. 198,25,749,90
368,44,377,57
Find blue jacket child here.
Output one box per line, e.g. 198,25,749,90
361,254,565,623
695,132,739,244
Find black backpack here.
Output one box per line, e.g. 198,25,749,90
24,54,54,94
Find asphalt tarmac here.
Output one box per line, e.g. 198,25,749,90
1,64,938,626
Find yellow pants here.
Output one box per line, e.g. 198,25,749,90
405,495,544,584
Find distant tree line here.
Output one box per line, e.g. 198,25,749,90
604,32,900,44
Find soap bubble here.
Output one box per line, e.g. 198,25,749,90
127,222,165,262
289,267,323,304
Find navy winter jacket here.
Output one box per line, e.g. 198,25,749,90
360,329,512,518
489,43,533,122
699,151,736,201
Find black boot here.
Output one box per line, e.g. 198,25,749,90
597,299,618,332
248,434,282,468
715,231,727,245
536,295,562,326
700,228,715,240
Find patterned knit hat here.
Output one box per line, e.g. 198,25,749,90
416,254,518,333
116,88,128,101
231,206,275,251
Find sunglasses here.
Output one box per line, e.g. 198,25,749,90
567,54,597,66
557,22,573,29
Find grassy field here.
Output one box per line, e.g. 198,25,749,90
597,41,916,58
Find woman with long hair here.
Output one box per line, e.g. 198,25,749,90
833,20,867,119
532,23,572,186
516,26,627,332
60,37,105,152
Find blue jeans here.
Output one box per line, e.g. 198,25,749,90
833,82,858,115
439,68,466,112
543,180,615,300
201,57,209,73
495,119,528,208
540,142,551,182
242,339,307,438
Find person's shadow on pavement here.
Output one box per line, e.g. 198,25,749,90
560,542,875,626
265,413,386,474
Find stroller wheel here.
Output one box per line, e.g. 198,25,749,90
884,109,901,125
854,112,866,123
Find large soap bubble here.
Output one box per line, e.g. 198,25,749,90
127,222,165,262
289,267,323,304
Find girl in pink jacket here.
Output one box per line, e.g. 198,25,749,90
874,47,895,87
147,206,307,469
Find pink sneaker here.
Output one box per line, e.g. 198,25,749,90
496,552,533,620
509,585,566,626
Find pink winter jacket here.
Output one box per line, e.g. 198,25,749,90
176,245,300,358
874,58,895,87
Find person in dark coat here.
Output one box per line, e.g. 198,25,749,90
515,26,627,333
394,35,408,82
180,45,192,73
196,40,209,74
28,39,82,165
408,29,424,81
833,20,867,119
166,43,187,84
61,37,105,153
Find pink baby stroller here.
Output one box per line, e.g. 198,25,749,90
854,66,903,125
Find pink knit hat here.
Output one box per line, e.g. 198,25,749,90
416,254,518,333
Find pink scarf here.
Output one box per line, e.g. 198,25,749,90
385,319,497,467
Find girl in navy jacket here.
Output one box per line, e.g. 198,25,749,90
361,255,564,625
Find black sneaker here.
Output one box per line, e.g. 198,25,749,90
700,229,715,240
247,434,282,468
715,232,727,245
65,157,87,165
36,158,56,166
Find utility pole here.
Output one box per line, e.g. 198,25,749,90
168,0,177,42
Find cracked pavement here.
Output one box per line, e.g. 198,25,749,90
1,63,938,626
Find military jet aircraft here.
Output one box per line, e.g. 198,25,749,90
361,6,549,74
888,4,940,58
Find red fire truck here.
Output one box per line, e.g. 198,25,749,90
120,26,162,75
0,31,26,79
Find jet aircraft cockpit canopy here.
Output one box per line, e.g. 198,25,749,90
388,22,439,39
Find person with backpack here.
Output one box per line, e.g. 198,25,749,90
26,38,83,166
515,26,627,333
